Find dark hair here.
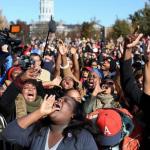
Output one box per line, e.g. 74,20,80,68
23,79,38,89
62,100,94,149
30,96,94,149
100,79,115,94
30,53,42,60
61,77,79,89
30,53,44,67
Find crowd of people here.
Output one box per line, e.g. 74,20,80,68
0,32,150,150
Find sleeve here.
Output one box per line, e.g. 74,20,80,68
79,129,98,150
120,59,142,105
0,82,20,118
4,55,13,71
0,55,13,85
2,120,34,148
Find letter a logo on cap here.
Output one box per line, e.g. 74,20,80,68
104,126,111,135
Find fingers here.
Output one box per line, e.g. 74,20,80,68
44,94,55,103
44,94,49,101
24,68,39,79
42,94,59,113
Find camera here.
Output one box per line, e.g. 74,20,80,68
19,56,35,70
0,25,21,53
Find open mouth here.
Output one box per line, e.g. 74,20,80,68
53,102,61,111
88,80,94,86
27,93,34,98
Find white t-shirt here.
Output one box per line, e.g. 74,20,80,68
45,129,63,150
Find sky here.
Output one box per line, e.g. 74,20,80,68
0,0,147,27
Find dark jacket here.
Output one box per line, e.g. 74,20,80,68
120,58,150,149
120,59,142,105
2,120,98,150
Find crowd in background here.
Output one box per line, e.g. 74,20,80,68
0,32,150,150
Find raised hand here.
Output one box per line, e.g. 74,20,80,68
42,76,62,89
126,33,143,48
40,95,59,116
58,40,68,55
70,47,77,55
20,68,39,81
92,78,103,96
51,76,62,86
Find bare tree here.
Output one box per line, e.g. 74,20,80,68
0,10,9,29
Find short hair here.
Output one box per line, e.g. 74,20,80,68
23,79,38,89
30,53,42,61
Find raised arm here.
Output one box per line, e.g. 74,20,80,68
58,40,80,82
17,95,59,128
144,40,150,95
54,53,62,77
70,47,80,80
120,34,143,105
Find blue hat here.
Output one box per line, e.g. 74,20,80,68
31,48,42,55
92,68,104,79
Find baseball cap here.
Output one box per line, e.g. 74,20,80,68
96,109,123,146
92,68,104,79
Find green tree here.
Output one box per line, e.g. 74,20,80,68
129,2,150,35
110,19,131,40
81,20,100,40
0,10,9,29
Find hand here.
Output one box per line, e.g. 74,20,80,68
92,79,103,96
43,76,62,89
20,68,39,81
40,95,59,116
70,47,77,55
126,33,143,48
51,76,62,86
58,40,68,55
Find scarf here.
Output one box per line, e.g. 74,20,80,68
26,96,42,113
93,93,114,111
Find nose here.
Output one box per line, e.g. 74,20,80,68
28,88,33,91
56,98,63,102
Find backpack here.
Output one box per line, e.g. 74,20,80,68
87,108,143,150
0,113,7,136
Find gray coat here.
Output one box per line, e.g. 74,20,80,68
2,120,98,150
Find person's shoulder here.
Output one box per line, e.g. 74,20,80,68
77,129,98,149
41,68,50,75
78,129,94,139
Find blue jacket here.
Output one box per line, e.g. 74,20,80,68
0,52,13,85
2,120,98,150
